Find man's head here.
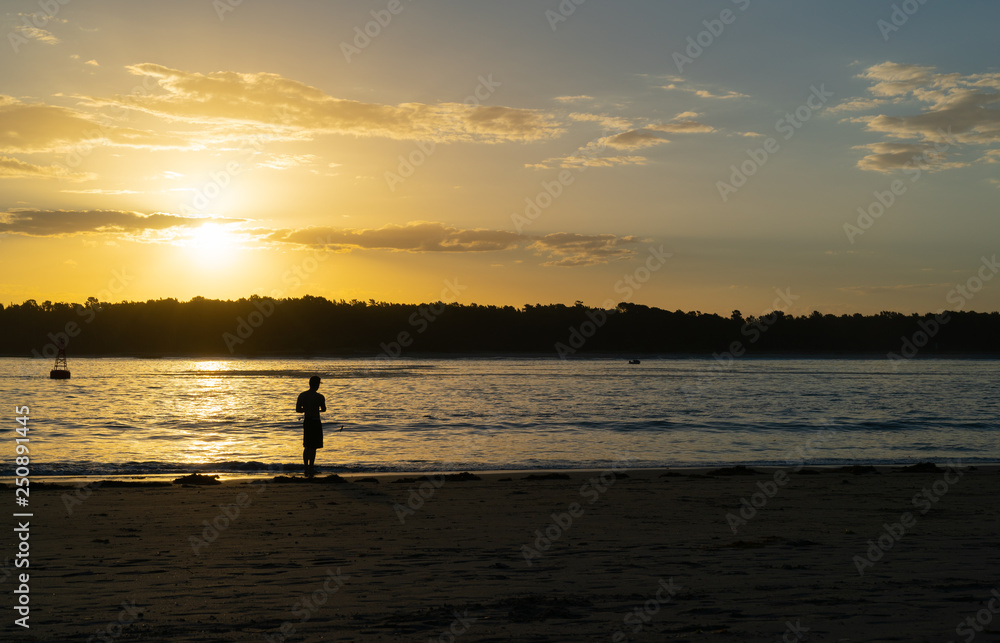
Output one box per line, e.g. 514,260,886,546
309,375,321,390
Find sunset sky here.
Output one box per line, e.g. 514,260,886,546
1,0,998,315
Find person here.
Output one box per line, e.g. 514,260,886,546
296,375,326,477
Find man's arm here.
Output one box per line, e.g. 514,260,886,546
319,394,327,413
296,392,305,413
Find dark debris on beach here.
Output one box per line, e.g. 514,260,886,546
271,474,349,484
707,465,760,476
520,472,572,481
391,472,481,484
172,473,222,485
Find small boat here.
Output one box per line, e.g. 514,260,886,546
628,359,641,365
50,343,71,379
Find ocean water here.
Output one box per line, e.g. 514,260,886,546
1,357,998,477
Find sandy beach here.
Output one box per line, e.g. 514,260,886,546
8,464,1000,642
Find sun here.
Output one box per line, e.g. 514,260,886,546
184,223,240,267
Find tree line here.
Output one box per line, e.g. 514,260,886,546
1,295,999,358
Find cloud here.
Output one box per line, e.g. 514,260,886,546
554,95,595,103
827,97,890,114
81,64,564,144
0,156,91,180
0,209,232,237
256,154,319,171
531,111,716,168
526,153,649,170
648,120,715,134
0,96,190,154
601,129,668,150
854,142,967,173
60,188,141,195
14,25,59,45
271,221,522,253
567,112,635,131
980,150,1000,165
530,233,640,266
846,62,1000,170
269,221,640,266
658,79,748,100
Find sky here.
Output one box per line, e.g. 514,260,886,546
0,0,998,316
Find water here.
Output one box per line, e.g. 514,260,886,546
1,357,998,477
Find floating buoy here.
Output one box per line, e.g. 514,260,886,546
50,343,71,379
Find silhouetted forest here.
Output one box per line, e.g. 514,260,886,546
2,295,1000,358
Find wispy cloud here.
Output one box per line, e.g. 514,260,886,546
657,77,748,100
0,96,192,154
844,62,1000,171
0,209,235,237
14,25,59,45
0,156,91,180
530,111,716,169
530,232,640,266
81,64,565,144
270,221,640,266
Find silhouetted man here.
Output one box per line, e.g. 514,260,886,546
296,376,326,477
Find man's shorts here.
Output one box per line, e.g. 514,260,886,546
303,419,324,449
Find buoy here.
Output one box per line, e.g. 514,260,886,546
50,342,71,379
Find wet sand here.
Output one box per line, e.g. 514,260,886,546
9,464,1000,642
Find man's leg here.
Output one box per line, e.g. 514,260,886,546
303,448,316,477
